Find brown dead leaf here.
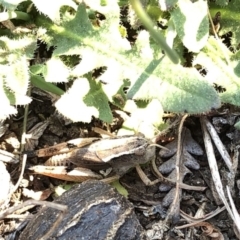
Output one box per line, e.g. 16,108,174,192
196,222,224,240
25,120,49,151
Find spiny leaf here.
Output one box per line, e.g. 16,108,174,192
194,37,240,106
34,2,220,123
5,57,29,94
0,78,31,120
120,99,164,138
159,0,178,11
0,36,36,62
209,0,240,48
36,2,220,117
54,74,113,122
0,35,35,117
84,78,112,123
171,0,209,52
44,57,70,83
32,0,77,22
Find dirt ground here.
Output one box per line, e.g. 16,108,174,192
0,100,240,239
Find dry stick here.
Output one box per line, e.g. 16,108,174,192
165,114,188,223
203,117,239,228
151,158,206,191
203,117,232,171
228,144,239,197
177,206,226,229
0,200,67,220
10,154,27,194
226,186,240,235
200,116,234,220
0,199,67,240
0,157,26,208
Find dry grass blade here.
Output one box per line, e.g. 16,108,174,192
24,120,49,151
151,158,206,191
203,117,232,170
226,186,240,237
177,206,225,229
200,116,234,220
92,127,116,137
0,200,68,240
11,154,27,194
0,200,67,220
1,154,27,209
0,149,19,163
178,202,225,239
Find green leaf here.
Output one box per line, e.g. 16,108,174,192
0,0,26,11
214,0,229,6
32,0,77,22
110,180,128,197
84,78,112,123
55,78,111,123
30,73,64,96
5,57,29,95
171,0,209,52
209,0,240,49
194,37,240,106
159,0,178,11
0,35,35,119
0,79,31,120
0,36,36,63
35,1,220,122
44,57,70,83
120,99,164,138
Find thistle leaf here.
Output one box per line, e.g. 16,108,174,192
5,57,29,94
55,78,112,123
44,57,70,83
32,0,77,22
194,37,240,106
35,1,220,122
209,0,240,48
171,0,209,52
120,99,164,138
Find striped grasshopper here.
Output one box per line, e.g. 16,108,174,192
29,136,156,183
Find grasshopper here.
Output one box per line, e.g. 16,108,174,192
29,136,156,182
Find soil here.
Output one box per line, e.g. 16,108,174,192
1,101,240,239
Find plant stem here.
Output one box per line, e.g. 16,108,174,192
0,11,30,22
129,0,179,64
